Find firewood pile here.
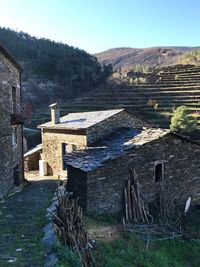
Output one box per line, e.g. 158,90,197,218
123,170,198,243
51,188,95,267
155,182,181,225
123,169,153,224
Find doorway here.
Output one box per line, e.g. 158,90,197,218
13,164,20,186
62,143,69,170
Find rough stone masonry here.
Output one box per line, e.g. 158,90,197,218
0,44,24,197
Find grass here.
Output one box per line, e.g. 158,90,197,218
56,208,200,267
56,242,81,267
92,229,200,267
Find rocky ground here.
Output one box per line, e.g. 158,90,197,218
0,176,57,267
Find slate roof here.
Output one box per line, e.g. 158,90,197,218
39,109,124,130
64,127,169,172
0,43,22,71
24,144,42,158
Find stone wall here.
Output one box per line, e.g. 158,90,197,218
87,110,149,145
41,129,87,175
24,152,41,172
87,134,200,213
67,165,87,210
41,110,149,175
0,50,23,197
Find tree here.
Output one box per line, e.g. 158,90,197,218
170,106,197,133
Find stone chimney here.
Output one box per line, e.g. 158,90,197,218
49,103,60,124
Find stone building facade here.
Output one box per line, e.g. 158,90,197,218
0,44,24,197
24,144,42,172
39,108,147,176
66,128,200,214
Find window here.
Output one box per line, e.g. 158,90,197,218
72,144,77,151
62,143,69,170
155,162,164,182
11,86,17,114
13,164,20,186
12,127,17,146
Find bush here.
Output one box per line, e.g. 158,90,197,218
170,106,197,133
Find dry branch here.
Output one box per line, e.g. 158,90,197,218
123,169,153,224
52,187,95,267
155,182,181,225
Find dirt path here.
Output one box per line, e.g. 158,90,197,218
0,177,57,267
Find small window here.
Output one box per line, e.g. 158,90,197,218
62,143,69,170
12,86,17,114
12,127,17,146
155,163,164,182
13,164,20,186
72,144,77,151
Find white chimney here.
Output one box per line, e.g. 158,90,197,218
49,103,60,124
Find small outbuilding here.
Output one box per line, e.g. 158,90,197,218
65,127,200,214
24,144,42,172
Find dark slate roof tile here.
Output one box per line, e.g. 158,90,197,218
64,128,169,172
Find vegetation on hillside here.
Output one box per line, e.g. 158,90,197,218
181,49,200,65
170,106,197,134
0,27,113,99
95,47,199,71
127,64,152,74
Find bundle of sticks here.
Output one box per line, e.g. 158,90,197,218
156,182,181,225
123,169,153,224
51,188,95,267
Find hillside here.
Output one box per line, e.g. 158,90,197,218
181,49,200,65
95,47,200,70
0,27,112,108
58,64,200,142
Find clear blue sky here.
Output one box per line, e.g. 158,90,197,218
0,0,199,53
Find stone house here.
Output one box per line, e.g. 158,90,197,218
65,127,200,214
38,106,148,176
24,144,42,172
0,44,24,197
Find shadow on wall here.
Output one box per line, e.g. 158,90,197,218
23,127,41,150
47,164,53,176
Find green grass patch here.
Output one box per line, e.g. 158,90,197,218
55,208,200,267
56,241,81,267
92,229,200,267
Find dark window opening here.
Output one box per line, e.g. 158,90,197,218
72,144,77,151
62,143,69,170
13,164,20,186
155,163,164,182
12,127,17,146
12,86,17,114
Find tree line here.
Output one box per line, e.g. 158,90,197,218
0,27,113,97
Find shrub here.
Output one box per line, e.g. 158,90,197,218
170,106,197,133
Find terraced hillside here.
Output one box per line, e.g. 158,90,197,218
59,64,200,130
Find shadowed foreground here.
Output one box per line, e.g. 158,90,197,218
0,178,56,267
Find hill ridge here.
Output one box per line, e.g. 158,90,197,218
95,46,200,70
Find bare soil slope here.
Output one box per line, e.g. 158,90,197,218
95,47,199,70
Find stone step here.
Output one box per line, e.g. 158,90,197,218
157,68,200,75
127,82,200,87
106,87,200,93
